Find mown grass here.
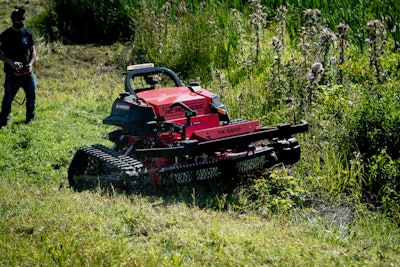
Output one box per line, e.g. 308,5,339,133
1,180,399,266
0,0,399,266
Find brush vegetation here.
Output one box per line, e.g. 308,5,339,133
0,0,399,266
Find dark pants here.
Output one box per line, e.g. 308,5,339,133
0,72,36,125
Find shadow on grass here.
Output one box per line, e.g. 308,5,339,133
65,171,263,210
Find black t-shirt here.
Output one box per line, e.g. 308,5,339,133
0,27,35,73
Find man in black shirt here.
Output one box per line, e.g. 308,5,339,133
0,7,37,127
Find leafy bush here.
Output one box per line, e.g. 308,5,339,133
246,168,306,215
362,150,400,223
341,87,400,214
343,89,400,160
37,0,136,43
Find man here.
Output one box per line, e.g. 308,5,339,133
0,7,37,127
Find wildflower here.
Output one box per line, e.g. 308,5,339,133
277,5,287,20
320,28,337,43
308,73,315,82
311,62,324,74
303,9,321,24
215,69,222,79
163,2,171,13
177,2,187,14
271,36,282,51
308,62,324,82
367,20,385,33
336,23,349,36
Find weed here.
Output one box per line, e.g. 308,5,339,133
365,19,387,83
336,23,350,84
248,0,268,63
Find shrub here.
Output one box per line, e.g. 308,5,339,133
37,0,136,43
342,87,400,213
343,89,400,160
246,168,306,215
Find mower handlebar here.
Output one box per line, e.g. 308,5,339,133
125,67,184,97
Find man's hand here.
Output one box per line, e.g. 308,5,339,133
11,61,24,71
26,62,33,72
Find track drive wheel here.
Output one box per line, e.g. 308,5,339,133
276,137,301,165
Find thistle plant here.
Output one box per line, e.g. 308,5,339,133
315,27,337,85
306,62,324,113
270,5,288,85
298,27,311,73
214,69,230,96
267,36,284,107
315,27,337,67
284,57,299,123
265,6,290,109
276,6,288,50
365,19,387,83
249,0,268,63
298,9,322,73
270,36,284,84
302,8,322,36
236,92,246,118
232,8,245,60
162,2,172,38
177,1,187,14
336,23,350,84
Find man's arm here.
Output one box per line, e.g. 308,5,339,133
26,45,36,72
0,48,23,71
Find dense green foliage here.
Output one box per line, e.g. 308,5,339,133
36,0,400,50
36,0,136,43
0,0,399,265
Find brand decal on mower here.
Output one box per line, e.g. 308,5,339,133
218,126,242,135
116,104,130,111
163,102,205,115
